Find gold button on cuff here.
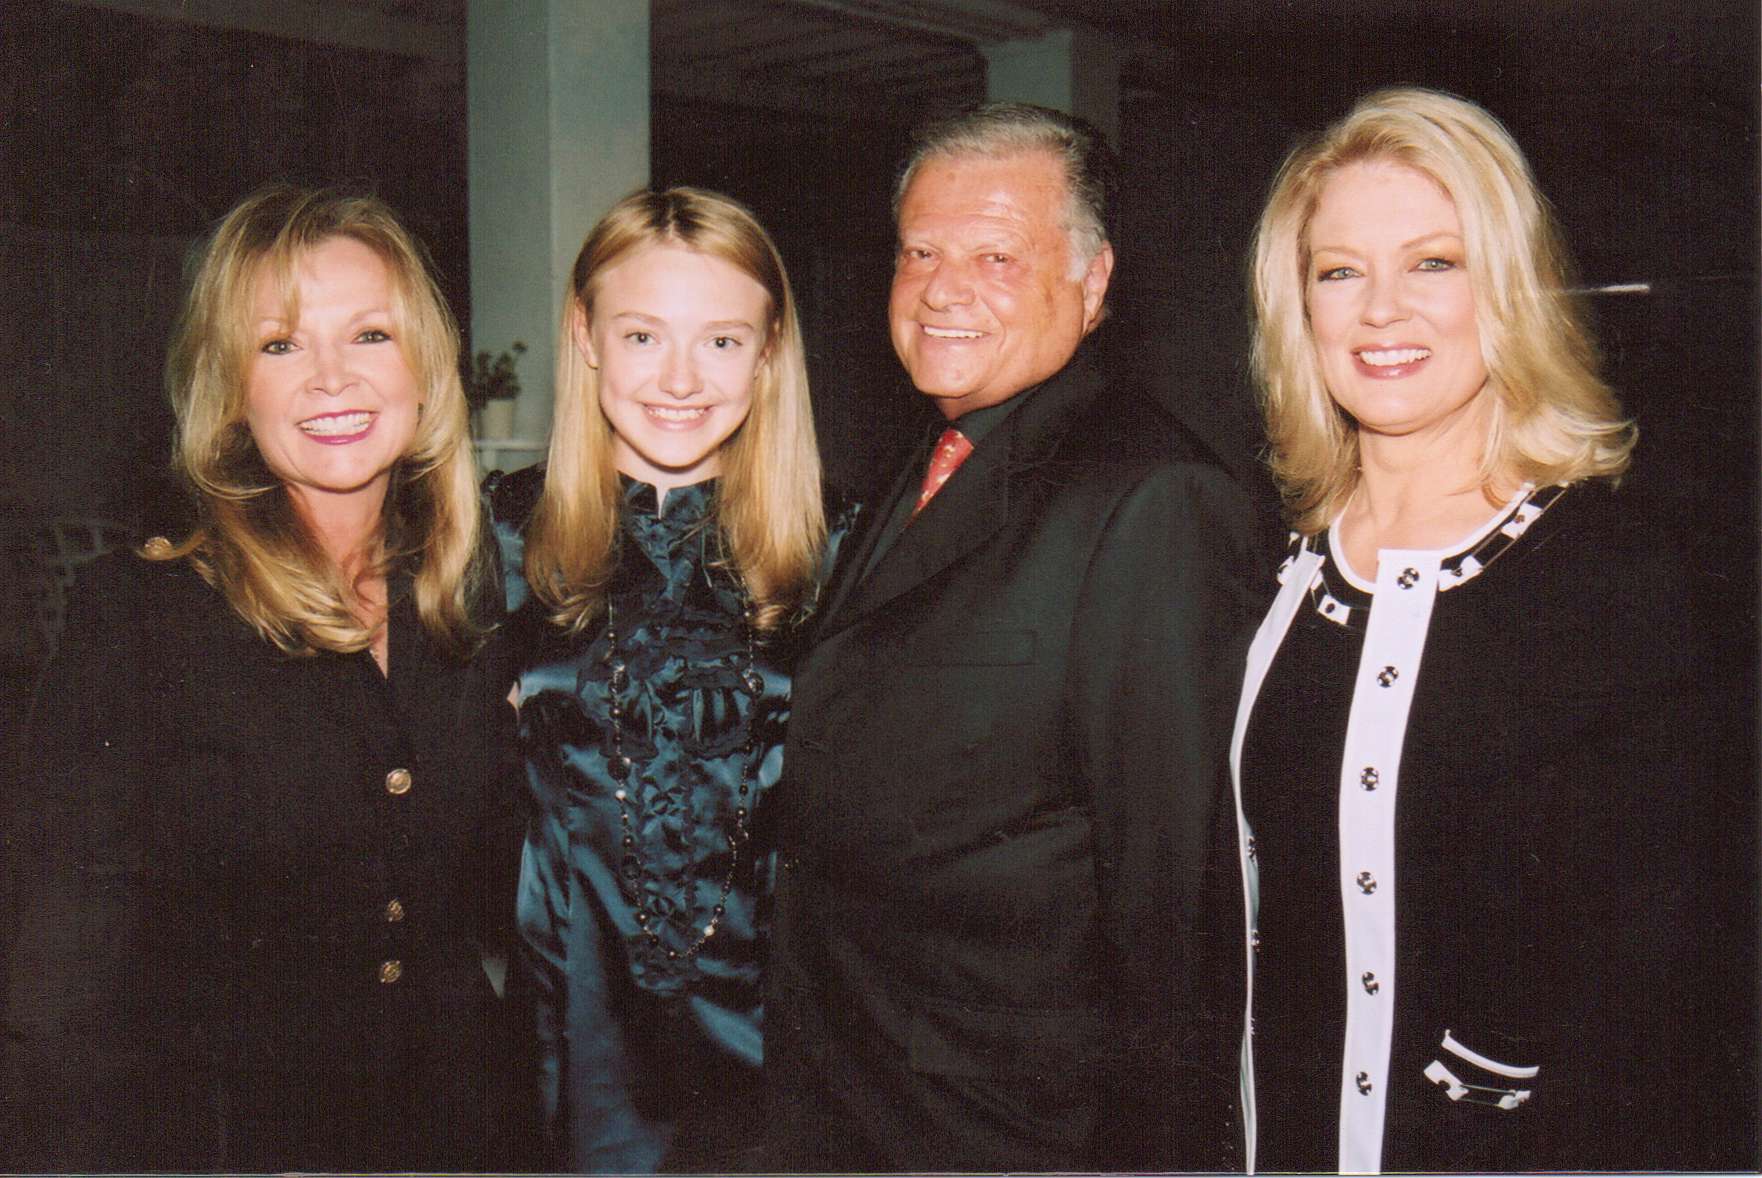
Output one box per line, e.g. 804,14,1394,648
384,898,405,923
379,959,403,984
385,768,412,795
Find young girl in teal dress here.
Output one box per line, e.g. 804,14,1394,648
487,188,853,1172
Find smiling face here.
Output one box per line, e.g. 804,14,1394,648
1305,160,1490,449
579,242,769,496
244,235,422,524
890,150,1112,418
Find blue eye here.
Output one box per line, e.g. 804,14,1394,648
260,338,294,355
1416,257,1457,272
357,327,392,343
1316,266,1357,282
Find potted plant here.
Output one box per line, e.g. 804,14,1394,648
465,340,526,438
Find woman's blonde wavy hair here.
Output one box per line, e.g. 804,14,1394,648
155,184,488,656
525,187,826,635
1250,86,1635,534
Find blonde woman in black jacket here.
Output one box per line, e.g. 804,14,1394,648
1,186,527,1173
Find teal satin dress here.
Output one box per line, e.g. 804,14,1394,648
488,466,851,1172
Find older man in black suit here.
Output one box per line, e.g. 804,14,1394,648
763,103,1258,1172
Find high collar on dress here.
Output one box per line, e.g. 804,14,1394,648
620,473,719,567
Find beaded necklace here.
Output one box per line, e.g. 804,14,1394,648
601,595,764,963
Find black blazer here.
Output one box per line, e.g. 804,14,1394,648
763,356,1263,1172
0,552,527,1173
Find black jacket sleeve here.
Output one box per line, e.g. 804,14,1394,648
1069,460,1260,1170
1,554,194,1171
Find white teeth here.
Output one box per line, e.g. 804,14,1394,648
1360,347,1430,367
646,405,707,422
299,411,373,436
924,326,984,339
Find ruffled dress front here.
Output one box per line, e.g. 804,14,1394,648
489,467,845,1172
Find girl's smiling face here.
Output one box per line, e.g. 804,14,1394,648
580,243,770,497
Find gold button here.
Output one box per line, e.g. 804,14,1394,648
385,768,412,795
143,535,172,557
384,898,405,923
379,959,403,984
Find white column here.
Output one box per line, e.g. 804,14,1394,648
979,25,1121,147
468,0,649,471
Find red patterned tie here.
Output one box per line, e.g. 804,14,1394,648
912,427,974,518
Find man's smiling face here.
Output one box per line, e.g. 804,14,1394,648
889,149,1112,418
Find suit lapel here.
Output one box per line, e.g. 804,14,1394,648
827,440,1009,632
369,576,440,745
817,358,1099,639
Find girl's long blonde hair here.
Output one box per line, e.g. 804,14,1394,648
1250,87,1635,533
157,184,488,656
525,187,825,634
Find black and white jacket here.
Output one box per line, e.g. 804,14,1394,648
1230,482,1755,1173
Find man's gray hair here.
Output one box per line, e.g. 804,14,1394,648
893,102,1116,278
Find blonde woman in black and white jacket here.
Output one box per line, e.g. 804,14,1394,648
1230,87,1753,1174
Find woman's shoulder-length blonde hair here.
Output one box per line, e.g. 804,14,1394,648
1250,86,1636,533
158,183,488,657
525,186,826,635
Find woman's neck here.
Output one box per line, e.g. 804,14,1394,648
289,483,387,578
1340,417,1515,573
288,484,391,674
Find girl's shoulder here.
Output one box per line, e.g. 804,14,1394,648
817,483,864,580
481,466,547,616
822,482,863,544
483,463,547,532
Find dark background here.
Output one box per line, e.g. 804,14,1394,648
0,0,1756,1150
2,0,1755,845
5,1,1754,516
648,1,1762,539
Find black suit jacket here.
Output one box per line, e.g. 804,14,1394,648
764,356,1262,1172
0,552,528,1172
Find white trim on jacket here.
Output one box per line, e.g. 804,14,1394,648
1229,501,1527,1173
